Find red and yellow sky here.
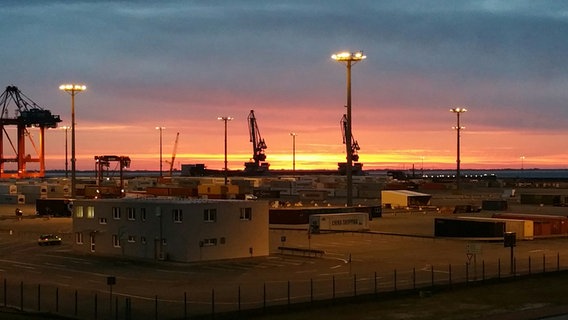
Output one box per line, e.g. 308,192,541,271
2,1,568,172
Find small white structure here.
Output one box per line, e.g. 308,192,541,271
73,198,269,262
309,213,369,233
381,190,432,208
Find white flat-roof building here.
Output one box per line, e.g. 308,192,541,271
72,198,269,262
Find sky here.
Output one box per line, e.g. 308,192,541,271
1,0,568,172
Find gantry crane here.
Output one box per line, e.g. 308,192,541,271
88,155,131,198
244,109,269,174
0,86,61,178
339,114,363,175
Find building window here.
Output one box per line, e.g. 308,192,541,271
99,218,107,224
112,235,120,248
173,209,183,223
203,209,217,222
128,235,136,243
203,238,217,246
86,206,95,218
112,207,121,220
141,236,147,245
161,238,167,246
127,207,136,220
75,232,83,244
220,237,226,244
240,207,252,221
75,206,84,218
141,208,146,221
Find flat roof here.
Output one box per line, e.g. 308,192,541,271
382,190,431,197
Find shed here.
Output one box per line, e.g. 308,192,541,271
381,190,432,208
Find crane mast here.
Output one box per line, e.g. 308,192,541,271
244,109,269,174
168,132,179,176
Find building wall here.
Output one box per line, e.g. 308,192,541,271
72,198,269,262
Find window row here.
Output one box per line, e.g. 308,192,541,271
77,206,254,223
75,232,224,248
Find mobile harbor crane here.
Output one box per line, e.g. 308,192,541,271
339,114,363,175
244,109,269,174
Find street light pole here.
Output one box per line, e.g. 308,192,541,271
218,116,233,185
155,127,165,177
290,132,297,173
450,107,467,191
59,84,86,199
61,126,70,178
332,51,366,207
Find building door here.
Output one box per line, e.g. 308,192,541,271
90,234,95,252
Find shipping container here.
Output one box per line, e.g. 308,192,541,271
309,213,369,233
458,216,533,240
270,206,380,225
481,200,508,211
434,217,505,238
492,213,568,235
0,194,24,204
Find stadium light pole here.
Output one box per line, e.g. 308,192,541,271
290,132,297,173
332,51,366,207
59,84,86,198
155,127,166,177
450,107,467,191
218,116,233,185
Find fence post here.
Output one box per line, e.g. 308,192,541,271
431,264,434,288
558,252,560,272
155,295,159,320
394,269,397,292
412,267,415,290
210,290,214,318
448,264,452,287
374,271,378,294
287,280,290,306
353,274,357,297
184,291,188,319
310,279,313,303
543,254,546,274
529,256,532,275
115,296,118,320
332,276,335,301
55,287,59,313
37,284,41,312
465,262,469,283
237,286,240,314
263,283,266,311
498,258,501,279
94,293,98,320
75,290,78,317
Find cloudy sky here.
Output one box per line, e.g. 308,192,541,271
1,0,567,172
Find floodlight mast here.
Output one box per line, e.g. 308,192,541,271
332,51,366,207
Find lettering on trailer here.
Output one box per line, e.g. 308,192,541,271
331,218,360,226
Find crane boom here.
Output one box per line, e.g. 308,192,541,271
168,132,179,176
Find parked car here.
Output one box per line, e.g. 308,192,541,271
37,234,62,246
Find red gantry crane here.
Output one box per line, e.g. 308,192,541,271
244,109,269,174
0,86,61,178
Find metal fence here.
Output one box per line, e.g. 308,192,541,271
0,252,564,319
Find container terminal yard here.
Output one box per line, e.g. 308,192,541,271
1,168,568,319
